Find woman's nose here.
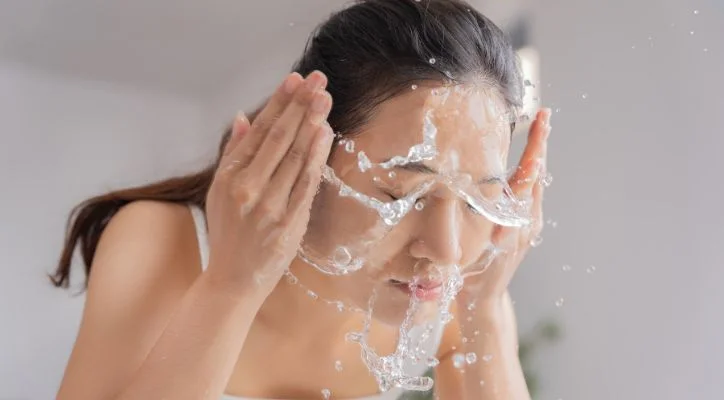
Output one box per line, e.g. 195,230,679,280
408,199,463,266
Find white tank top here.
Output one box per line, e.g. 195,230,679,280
188,205,443,400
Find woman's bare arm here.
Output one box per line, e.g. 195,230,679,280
57,200,265,400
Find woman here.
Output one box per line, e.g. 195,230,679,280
52,0,550,399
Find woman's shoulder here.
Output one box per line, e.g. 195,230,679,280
96,199,203,282
56,200,205,398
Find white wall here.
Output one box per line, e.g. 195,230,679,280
0,63,213,400
509,0,724,399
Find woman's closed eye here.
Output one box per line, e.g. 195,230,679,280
381,190,483,215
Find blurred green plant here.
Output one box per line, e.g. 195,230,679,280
398,318,562,400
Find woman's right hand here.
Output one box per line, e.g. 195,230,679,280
204,71,334,296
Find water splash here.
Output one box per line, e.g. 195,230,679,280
345,267,463,392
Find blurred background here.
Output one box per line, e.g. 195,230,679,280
1,0,723,399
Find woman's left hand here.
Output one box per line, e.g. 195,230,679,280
457,108,552,307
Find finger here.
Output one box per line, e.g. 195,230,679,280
530,172,544,237
286,122,334,225
221,112,251,159
509,108,551,193
249,71,328,184
225,72,305,169
264,89,332,210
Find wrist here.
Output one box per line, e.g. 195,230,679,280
200,267,275,306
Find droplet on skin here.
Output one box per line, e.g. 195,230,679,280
581,93,588,100
321,388,331,399
690,31,695,35
465,352,477,364
482,354,493,362
452,353,466,368
335,360,343,371
429,57,436,64
388,171,396,179
555,298,565,308
344,140,355,153
694,10,699,14
414,201,425,211
411,84,418,90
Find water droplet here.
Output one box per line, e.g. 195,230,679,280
555,108,561,113
307,290,318,300
587,265,597,274
694,10,699,14
411,84,418,90
452,353,466,368
344,140,355,153
414,200,425,211
555,298,565,307
482,354,493,362
480,380,486,386
286,274,298,284
473,330,480,336
335,360,343,371
529,235,543,247
467,302,476,311
465,352,477,364
551,221,558,228
690,31,695,35
427,357,440,367
540,172,554,187
335,301,345,312
321,388,331,399
462,337,468,343
581,93,588,100
388,171,396,179
333,246,352,267
372,176,381,183
631,45,637,50
562,264,571,272
704,48,709,53
429,57,437,64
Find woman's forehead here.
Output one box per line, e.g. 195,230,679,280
353,85,511,175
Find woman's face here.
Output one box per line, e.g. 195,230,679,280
295,83,517,325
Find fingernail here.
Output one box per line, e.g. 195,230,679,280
232,111,247,137
283,73,302,94
305,71,325,91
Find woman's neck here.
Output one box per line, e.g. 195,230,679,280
253,257,366,352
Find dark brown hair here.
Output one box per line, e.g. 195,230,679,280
51,0,523,289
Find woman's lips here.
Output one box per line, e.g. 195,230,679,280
389,279,443,301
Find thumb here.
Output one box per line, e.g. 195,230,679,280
222,111,250,157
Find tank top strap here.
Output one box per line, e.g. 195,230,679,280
188,204,210,271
